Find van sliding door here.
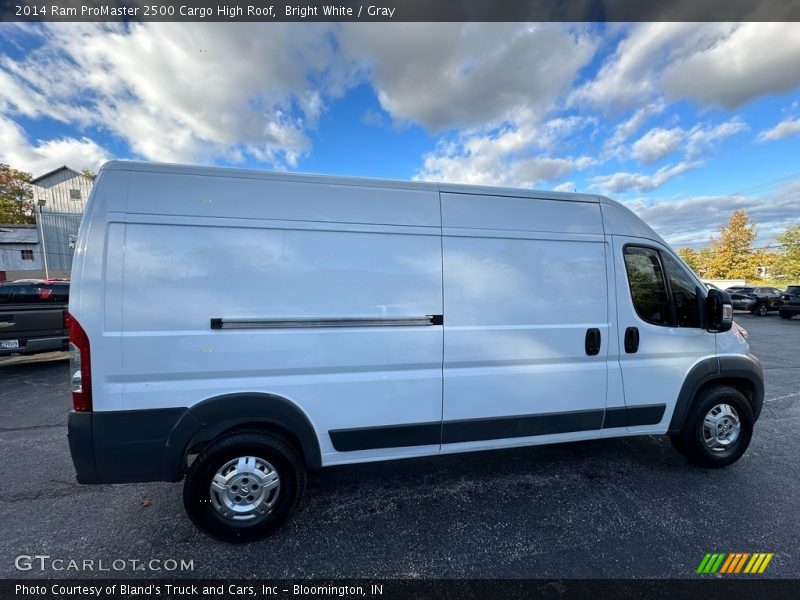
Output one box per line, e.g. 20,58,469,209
440,192,610,450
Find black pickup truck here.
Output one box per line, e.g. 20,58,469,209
0,280,70,356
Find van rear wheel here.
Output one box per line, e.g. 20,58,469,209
183,431,305,543
677,385,754,468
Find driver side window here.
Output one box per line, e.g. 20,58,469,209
623,247,671,326
623,246,702,328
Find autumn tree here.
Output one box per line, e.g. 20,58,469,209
0,163,35,224
677,247,703,275
772,223,800,280
705,210,760,280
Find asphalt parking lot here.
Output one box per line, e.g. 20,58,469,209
1,313,798,579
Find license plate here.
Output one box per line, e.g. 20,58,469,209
1,339,19,349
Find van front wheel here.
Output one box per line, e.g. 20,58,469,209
677,386,754,468
183,431,305,543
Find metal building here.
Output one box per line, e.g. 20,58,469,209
0,224,42,281
30,166,94,278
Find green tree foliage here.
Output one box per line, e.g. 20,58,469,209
772,223,800,281
80,168,97,181
0,163,35,224
704,210,760,280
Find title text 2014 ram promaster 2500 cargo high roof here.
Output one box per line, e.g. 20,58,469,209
67,161,763,542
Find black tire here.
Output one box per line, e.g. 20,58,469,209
780,311,793,320
678,385,754,468
752,302,768,316
183,430,305,543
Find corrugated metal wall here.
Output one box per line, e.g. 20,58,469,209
38,212,83,272
31,169,93,274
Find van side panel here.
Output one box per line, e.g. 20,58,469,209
118,175,443,466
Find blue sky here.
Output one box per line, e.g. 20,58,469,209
1,22,799,248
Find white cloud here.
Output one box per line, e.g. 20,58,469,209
757,117,800,142
0,116,109,173
626,180,800,247
631,127,683,164
662,23,800,109
571,23,729,110
414,114,596,187
573,23,800,111
592,161,700,194
626,119,746,165
340,23,597,131
685,120,748,158
603,100,665,157
554,181,576,193
0,23,341,167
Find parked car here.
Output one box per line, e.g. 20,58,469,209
0,279,70,355
67,161,764,543
779,285,800,319
726,286,783,316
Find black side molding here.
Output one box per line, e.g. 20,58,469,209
330,404,668,452
443,409,604,444
603,404,666,429
330,422,441,452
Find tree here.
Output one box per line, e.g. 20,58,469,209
80,168,97,181
772,223,800,281
705,210,760,280
677,247,703,275
0,163,35,224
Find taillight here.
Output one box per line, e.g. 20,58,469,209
68,313,92,412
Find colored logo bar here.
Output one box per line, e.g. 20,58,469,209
697,553,774,574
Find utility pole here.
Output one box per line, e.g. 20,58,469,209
37,198,49,279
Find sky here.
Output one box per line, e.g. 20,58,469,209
0,22,799,249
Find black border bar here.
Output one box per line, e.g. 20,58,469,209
2,0,800,22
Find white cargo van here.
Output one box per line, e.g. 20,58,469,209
68,161,763,542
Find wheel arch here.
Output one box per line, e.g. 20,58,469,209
668,354,764,434
161,392,322,481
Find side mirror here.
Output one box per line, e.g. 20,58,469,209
706,288,733,333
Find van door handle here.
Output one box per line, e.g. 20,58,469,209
585,328,601,356
624,327,639,353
